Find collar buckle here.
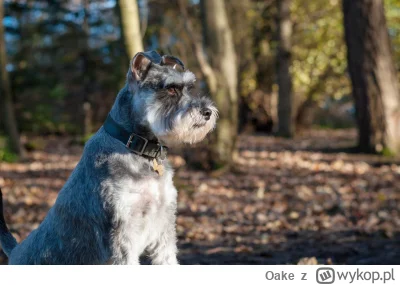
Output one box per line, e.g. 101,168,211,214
155,145,167,160
126,133,149,156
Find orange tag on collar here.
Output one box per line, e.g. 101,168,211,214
152,159,164,176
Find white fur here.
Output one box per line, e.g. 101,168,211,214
182,71,196,84
105,153,178,265
146,101,218,145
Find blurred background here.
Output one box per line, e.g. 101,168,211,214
0,0,399,264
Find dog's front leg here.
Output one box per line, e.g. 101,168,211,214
110,224,141,265
149,218,179,265
111,242,140,265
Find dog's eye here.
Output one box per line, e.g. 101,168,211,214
186,84,194,92
167,88,177,96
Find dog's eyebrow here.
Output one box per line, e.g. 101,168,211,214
182,71,196,84
163,70,195,88
164,82,184,89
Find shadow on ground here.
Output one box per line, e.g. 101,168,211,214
178,230,400,265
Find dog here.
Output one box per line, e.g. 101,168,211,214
0,51,217,264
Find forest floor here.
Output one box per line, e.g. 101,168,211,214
0,129,399,265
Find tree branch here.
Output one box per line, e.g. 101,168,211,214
177,0,217,93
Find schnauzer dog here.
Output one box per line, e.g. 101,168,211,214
0,51,217,264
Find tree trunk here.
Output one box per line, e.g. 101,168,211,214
253,4,278,133
119,0,144,59
343,0,400,154
82,0,92,137
0,0,25,158
276,0,294,137
202,0,238,168
226,0,257,131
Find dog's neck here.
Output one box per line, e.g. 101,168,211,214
108,85,159,142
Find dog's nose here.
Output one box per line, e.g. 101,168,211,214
201,108,212,120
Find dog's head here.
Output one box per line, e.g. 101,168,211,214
127,51,217,145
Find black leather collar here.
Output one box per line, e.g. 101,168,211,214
103,114,168,159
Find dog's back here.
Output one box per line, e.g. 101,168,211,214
3,131,116,264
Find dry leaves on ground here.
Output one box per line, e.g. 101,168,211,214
1,129,399,265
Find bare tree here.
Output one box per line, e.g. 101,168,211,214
0,0,25,158
202,0,239,167
343,0,400,154
226,0,258,131
276,0,294,137
119,0,144,58
179,0,238,168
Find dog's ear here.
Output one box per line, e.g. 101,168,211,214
160,55,185,72
131,52,152,81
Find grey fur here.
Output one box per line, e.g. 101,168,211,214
0,51,217,265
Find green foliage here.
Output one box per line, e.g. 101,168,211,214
382,146,396,157
82,132,95,145
70,132,95,146
290,0,400,132
0,136,18,162
386,0,400,68
292,0,350,103
49,84,67,101
0,149,18,163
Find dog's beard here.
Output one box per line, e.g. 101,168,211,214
169,106,217,144
146,105,217,145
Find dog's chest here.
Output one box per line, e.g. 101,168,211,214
112,166,177,251
118,172,175,214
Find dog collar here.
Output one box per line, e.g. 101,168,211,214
103,114,168,159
